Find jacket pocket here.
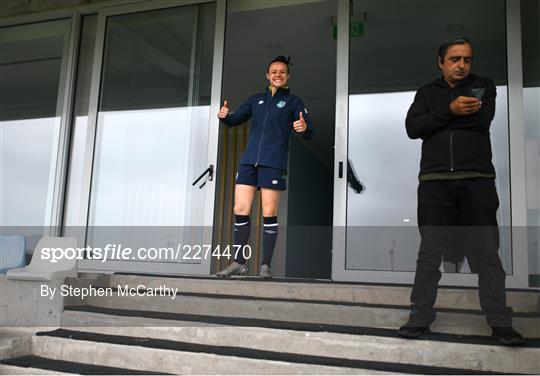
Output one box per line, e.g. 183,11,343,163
452,130,493,172
421,131,450,173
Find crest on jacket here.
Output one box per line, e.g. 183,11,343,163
276,101,286,108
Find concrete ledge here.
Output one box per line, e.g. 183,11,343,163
0,275,67,327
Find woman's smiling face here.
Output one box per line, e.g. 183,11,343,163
266,62,289,90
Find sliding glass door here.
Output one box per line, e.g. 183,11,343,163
332,0,528,287
78,1,224,275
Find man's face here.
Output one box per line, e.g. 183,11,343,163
438,43,473,86
266,62,289,89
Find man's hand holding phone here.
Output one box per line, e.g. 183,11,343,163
450,95,482,116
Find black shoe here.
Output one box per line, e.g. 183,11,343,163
398,324,430,338
491,327,525,346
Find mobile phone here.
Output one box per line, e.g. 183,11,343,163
469,88,485,100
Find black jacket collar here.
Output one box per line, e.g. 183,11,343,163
433,73,477,89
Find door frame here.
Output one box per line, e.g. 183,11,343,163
331,0,529,288
77,0,226,275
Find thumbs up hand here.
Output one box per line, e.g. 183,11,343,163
218,100,229,119
293,111,307,133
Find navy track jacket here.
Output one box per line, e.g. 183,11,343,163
220,87,312,171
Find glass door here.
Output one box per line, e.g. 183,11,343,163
332,0,527,287
79,0,224,275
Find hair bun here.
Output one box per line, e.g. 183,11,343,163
273,55,292,65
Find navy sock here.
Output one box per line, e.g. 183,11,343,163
262,216,278,267
233,215,250,264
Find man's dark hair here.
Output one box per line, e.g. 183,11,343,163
437,36,473,62
267,55,292,73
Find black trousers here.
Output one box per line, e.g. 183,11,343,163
410,178,512,327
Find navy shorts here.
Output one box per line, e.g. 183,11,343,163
236,164,287,190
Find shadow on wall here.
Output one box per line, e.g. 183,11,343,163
286,136,333,279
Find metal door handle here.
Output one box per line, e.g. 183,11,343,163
347,159,364,193
192,165,214,188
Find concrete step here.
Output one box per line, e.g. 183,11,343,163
0,364,73,375
64,288,540,338
1,354,163,375
62,310,540,374
0,329,33,362
27,333,394,375
71,273,540,313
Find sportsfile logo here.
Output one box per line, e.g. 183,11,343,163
40,244,130,263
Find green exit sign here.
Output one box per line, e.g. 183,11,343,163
350,22,363,37
333,22,364,39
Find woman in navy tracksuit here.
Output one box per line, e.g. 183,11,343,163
216,56,313,278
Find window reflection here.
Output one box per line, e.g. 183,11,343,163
346,87,511,273
345,0,510,274
1,117,60,226
0,19,70,230
521,0,540,286
89,106,210,226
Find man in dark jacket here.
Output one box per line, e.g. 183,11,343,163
399,36,524,345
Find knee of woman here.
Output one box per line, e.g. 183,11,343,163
262,206,278,217
234,203,251,215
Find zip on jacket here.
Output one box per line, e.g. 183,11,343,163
255,92,275,167
450,131,454,172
